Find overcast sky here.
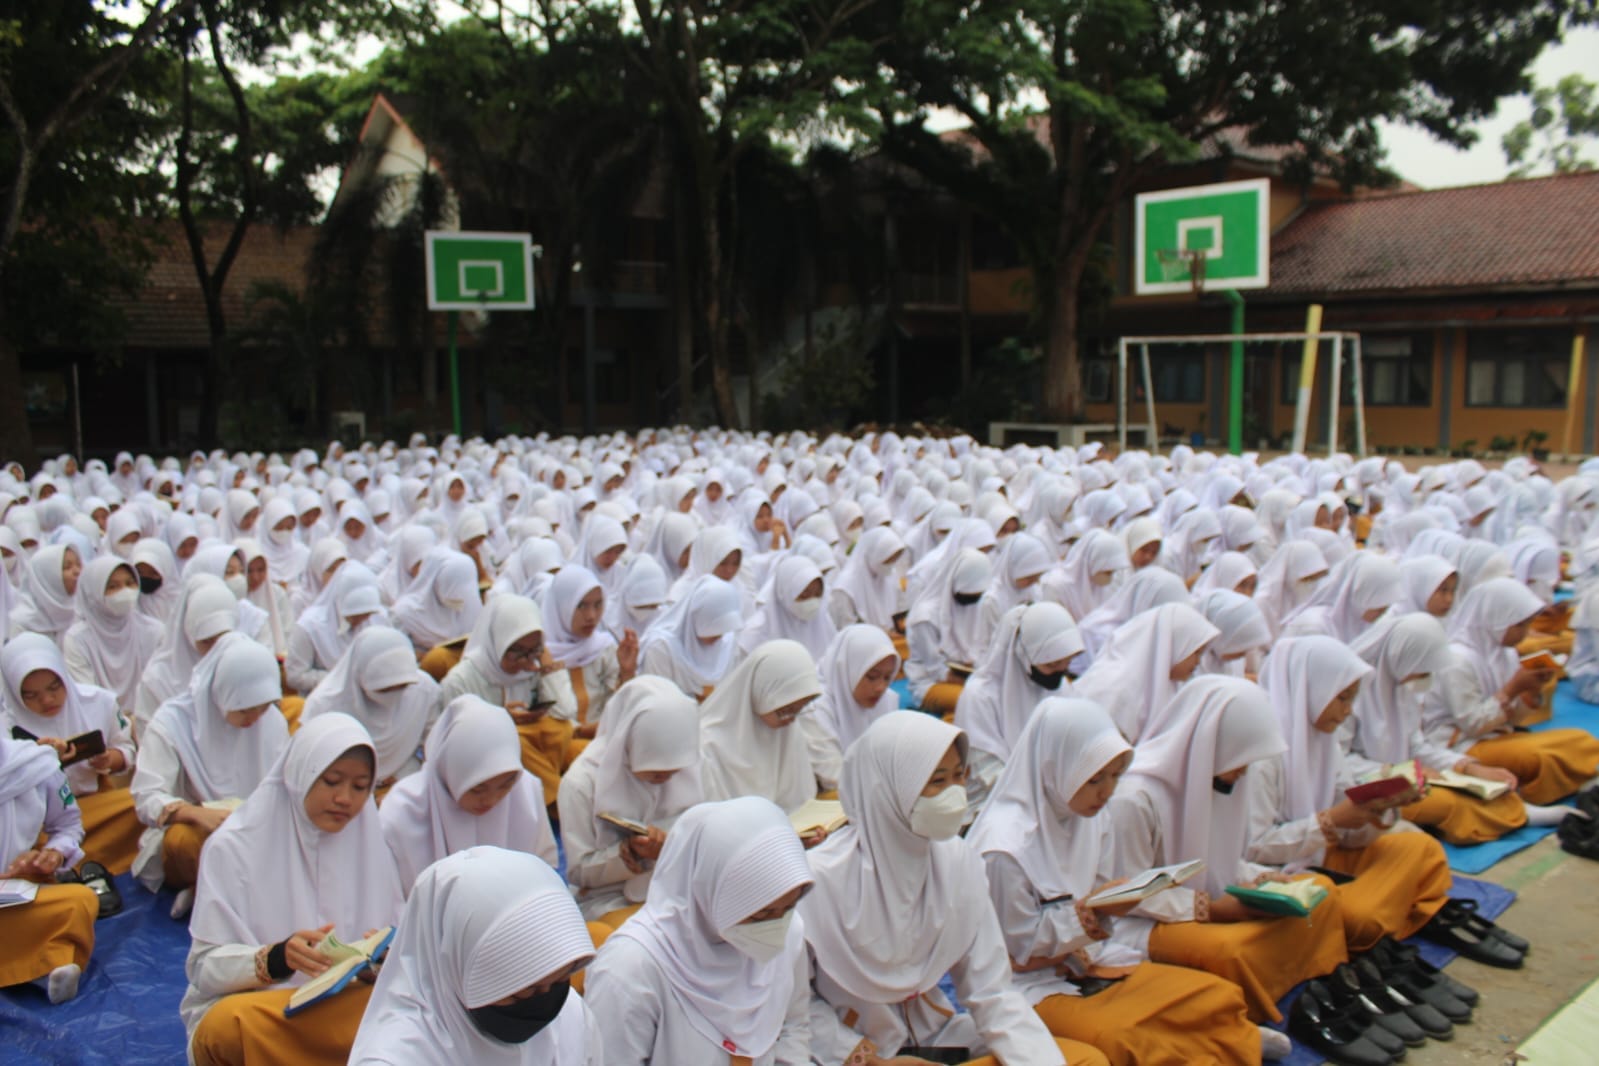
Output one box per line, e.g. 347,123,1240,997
1376,25,1599,189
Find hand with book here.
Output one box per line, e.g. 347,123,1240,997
1323,796,1391,831
619,826,666,873
1448,759,1518,792
4,846,65,882
1081,879,1139,920
1207,874,1293,924
284,924,337,978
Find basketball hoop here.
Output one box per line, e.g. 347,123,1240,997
1155,248,1209,296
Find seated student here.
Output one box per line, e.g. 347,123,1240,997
1075,602,1219,743
1346,613,1538,845
801,712,1108,1066
284,563,386,696
7,543,79,646
380,695,557,893
182,713,403,1066
637,575,744,700
132,635,288,914
1193,551,1259,599
583,796,815,1063
302,626,435,798
903,549,992,715
1042,529,1129,623
975,532,1052,646
391,547,482,659
955,602,1085,811
738,554,837,668
827,527,907,640
1,633,142,875
1280,553,1402,643
0,736,99,1004
1073,567,1190,668
135,574,240,737
1423,578,1599,806
436,595,576,808
1193,590,1271,679
62,554,164,717
541,565,639,741
1104,676,1349,1023
348,847,601,1065
559,676,701,926
802,625,900,791
698,640,824,821
968,698,1263,1066
1250,636,1452,952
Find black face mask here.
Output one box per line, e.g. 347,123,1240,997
1212,775,1236,795
138,574,163,596
952,591,982,607
1028,665,1065,691
468,980,569,1044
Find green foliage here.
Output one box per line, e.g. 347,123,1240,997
1504,73,1599,176
767,320,878,430
923,337,1043,429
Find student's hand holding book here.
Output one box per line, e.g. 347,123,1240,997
1323,796,1389,831
1451,759,1517,792
619,826,666,873
1081,879,1139,920
284,924,337,978
4,847,65,882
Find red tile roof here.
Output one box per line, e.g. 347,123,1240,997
116,220,318,348
1269,171,1599,296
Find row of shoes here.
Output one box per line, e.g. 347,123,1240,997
1558,787,1599,859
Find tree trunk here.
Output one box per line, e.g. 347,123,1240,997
672,202,695,423
1041,267,1084,421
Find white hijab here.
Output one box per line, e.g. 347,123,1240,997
1283,552,1402,642
966,698,1131,899
1075,565,1190,664
139,574,239,712
1396,554,1457,618
812,624,901,755
379,695,558,894
1074,602,1220,743
348,846,595,1065
638,575,744,693
832,526,905,628
905,547,992,668
605,553,668,636
1446,577,1544,697
955,602,1085,760
1255,540,1329,638
146,633,288,802
64,554,163,709
1260,636,1374,821
459,594,544,692
611,797,814,1057
574,674,701,835
698,639,822,813
1044,528,1130,622
800,712,980,1002
296,561,386,668
0,633,123,796
1347,612,1452,763
392,548,482,651
540,565,617,669
740,554,837,661
1119,676,1287,896
9,543,77,642
0,736,63,862
302,625,433,782
189,712,404,950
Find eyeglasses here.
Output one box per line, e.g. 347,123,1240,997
504,643,544,664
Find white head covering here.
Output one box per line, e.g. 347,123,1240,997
1120,676,1287,896
638,575,744,693
610,796,814,1057
0,632,123,796
392,548,483,650
1396,554,1457,617
1074,565,1190,663
138,573,239,713
1074,602,1220,742
573,675,702,843
831,526,905,628
0,736,64,863
301,626,433,781
9,543,78,642
1194,588,1271,676
1255,540,1329,638
905,547,991,669
131,537,182,623
379,695,557,893
800,712,978,1002
296,561,387,669
966,698,1131,899
697,639,822,812
258,497,310,585
540,565,618,669
739,554,837,660
606,554,668,636
1260,636,1373,821
1347,612,1452,762
812,625,901,755
1283,552,1402,641
189,712,404,951
955,602,1084,759
1045,528,1130,622
1446,577,1544,697
1193,550,1258,596
63,553,164,709
348,846,595,1065
146,633,287,802
984,531,1051,616
577,515,629,596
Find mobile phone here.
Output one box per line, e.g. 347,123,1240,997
60,730,107,767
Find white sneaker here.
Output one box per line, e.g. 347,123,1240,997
1259,1025,1292,1061
170,887,195,920
47,964,81,1004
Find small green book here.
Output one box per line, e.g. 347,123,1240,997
1225,879,1328,918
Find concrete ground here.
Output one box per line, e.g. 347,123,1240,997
1408,836,1599,1064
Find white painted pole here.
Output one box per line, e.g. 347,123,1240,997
1350,334,1368,457
1327,334,1343,455
1140,343,1158,449
1291,304,1323,454
1118,339,1128,451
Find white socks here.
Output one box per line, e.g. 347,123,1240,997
46,964,81,1004
1523,802,1580,826
1259,1025,1292,1061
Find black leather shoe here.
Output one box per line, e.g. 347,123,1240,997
1574,787,1599,821
1288,980,1399,1066
1352,957,1454,1040
1418,904,1525,968
1438,899,1529,953
1331,963,1426,1047
1559,810,1599,860
1370,937,1478,1011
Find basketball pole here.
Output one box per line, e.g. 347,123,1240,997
448,310,462,438
1224,290,1244,454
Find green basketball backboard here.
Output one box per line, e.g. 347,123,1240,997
425,231,536,310
1134,178,1270,295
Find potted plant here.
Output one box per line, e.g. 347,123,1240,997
1523,429,1551,461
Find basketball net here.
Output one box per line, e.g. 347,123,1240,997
1155,248,1209,295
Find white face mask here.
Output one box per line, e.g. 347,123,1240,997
1401,676,1433,696
268,526,294,546
629,604,660,624
104,588,140,617
789,596,823,622
909,784,968,841
224,573,248,599
111,541,136,561
720,912,794,964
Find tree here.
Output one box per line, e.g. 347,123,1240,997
851,0,1597,420
0,0,198,463
1504,73,1599,176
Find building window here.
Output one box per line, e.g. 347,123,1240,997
1466,328,1570,408
1362,333,1431,406
1085,346,1204,405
